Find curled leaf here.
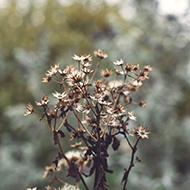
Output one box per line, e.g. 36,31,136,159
112,136,120,151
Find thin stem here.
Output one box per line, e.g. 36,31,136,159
77,111,80,129
56,109,70,131
54,73,62,82
89,58,101,83
72,108,97,142
76,84,97,117
54,176,66,184
51,78,62,84
57,136,70,165
123,129,133,149
60,82,96,140
78,61,80,70
122,138,140,190
54,109,58,131
78,172,90,190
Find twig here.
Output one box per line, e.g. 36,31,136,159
122,138,140,190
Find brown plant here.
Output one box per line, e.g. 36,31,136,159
25,49,152,190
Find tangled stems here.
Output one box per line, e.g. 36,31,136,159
25,49,152,190
122,138,140,190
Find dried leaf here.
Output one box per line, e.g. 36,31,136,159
112,136,120,151
57,129,65,138
53,131,58,145
52,152,62,168
67,162,80,182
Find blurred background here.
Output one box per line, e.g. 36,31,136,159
0,0,190,189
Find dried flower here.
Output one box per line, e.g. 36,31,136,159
131,125,150,139
66,70,84,86
82,103,91,114
51,62,60,72
113,58,124,66
100,68,113,77
130,80,143,87
27,187,37,190
81,61,92,67
43,164,55,178
52,91,66,100
25,49,152,190
44,63,60,78
42,73,52,83
73,54,92,62
93,48,108,59
125,62,139,72
114,67,125,75
136,156,142,162
24,102,34,116
139,100,147,108
81,67,94,74
137,125,151,139
144,65,153,71
62,183,81,190
109,80,123,88
74,103,83,112
57,150,83,170
139,70,150,81
85,115,97,127
127,111,137,121
116,103,126,115
35,95,50,106
62,65,75,76
94,79,106,93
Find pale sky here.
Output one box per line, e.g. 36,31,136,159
0,0,189,16
158,0,189,15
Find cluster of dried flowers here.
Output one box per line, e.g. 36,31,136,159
25,49,152,190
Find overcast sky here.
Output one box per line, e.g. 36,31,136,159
158,0,189,15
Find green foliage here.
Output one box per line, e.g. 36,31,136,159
1,0,190,189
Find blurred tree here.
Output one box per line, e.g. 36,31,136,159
1,0,190,189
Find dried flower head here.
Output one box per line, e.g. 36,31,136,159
139,70,150,81
113,58,124,66
100,68,113,78
114,67,125,75
74,103,83,112
42,73,52,83
139,100,147,108
24,102,34,116
125,62,139,72
48,63,60,75
93,48,108,59
131,125,151,139
127,111,137,121
73,54,92,62
35,95,50,106
81,67,94,74
81,61,92,67
27,187,37,190
66,70,84,87
130,80,143,87
144,65,153,71
52,91,66,100
25,49,152,190
43,164,55,178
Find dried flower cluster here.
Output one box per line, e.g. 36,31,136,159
25,49,152,190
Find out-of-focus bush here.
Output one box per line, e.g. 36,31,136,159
1,0,190,189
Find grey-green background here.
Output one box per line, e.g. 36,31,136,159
1,0,190,189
